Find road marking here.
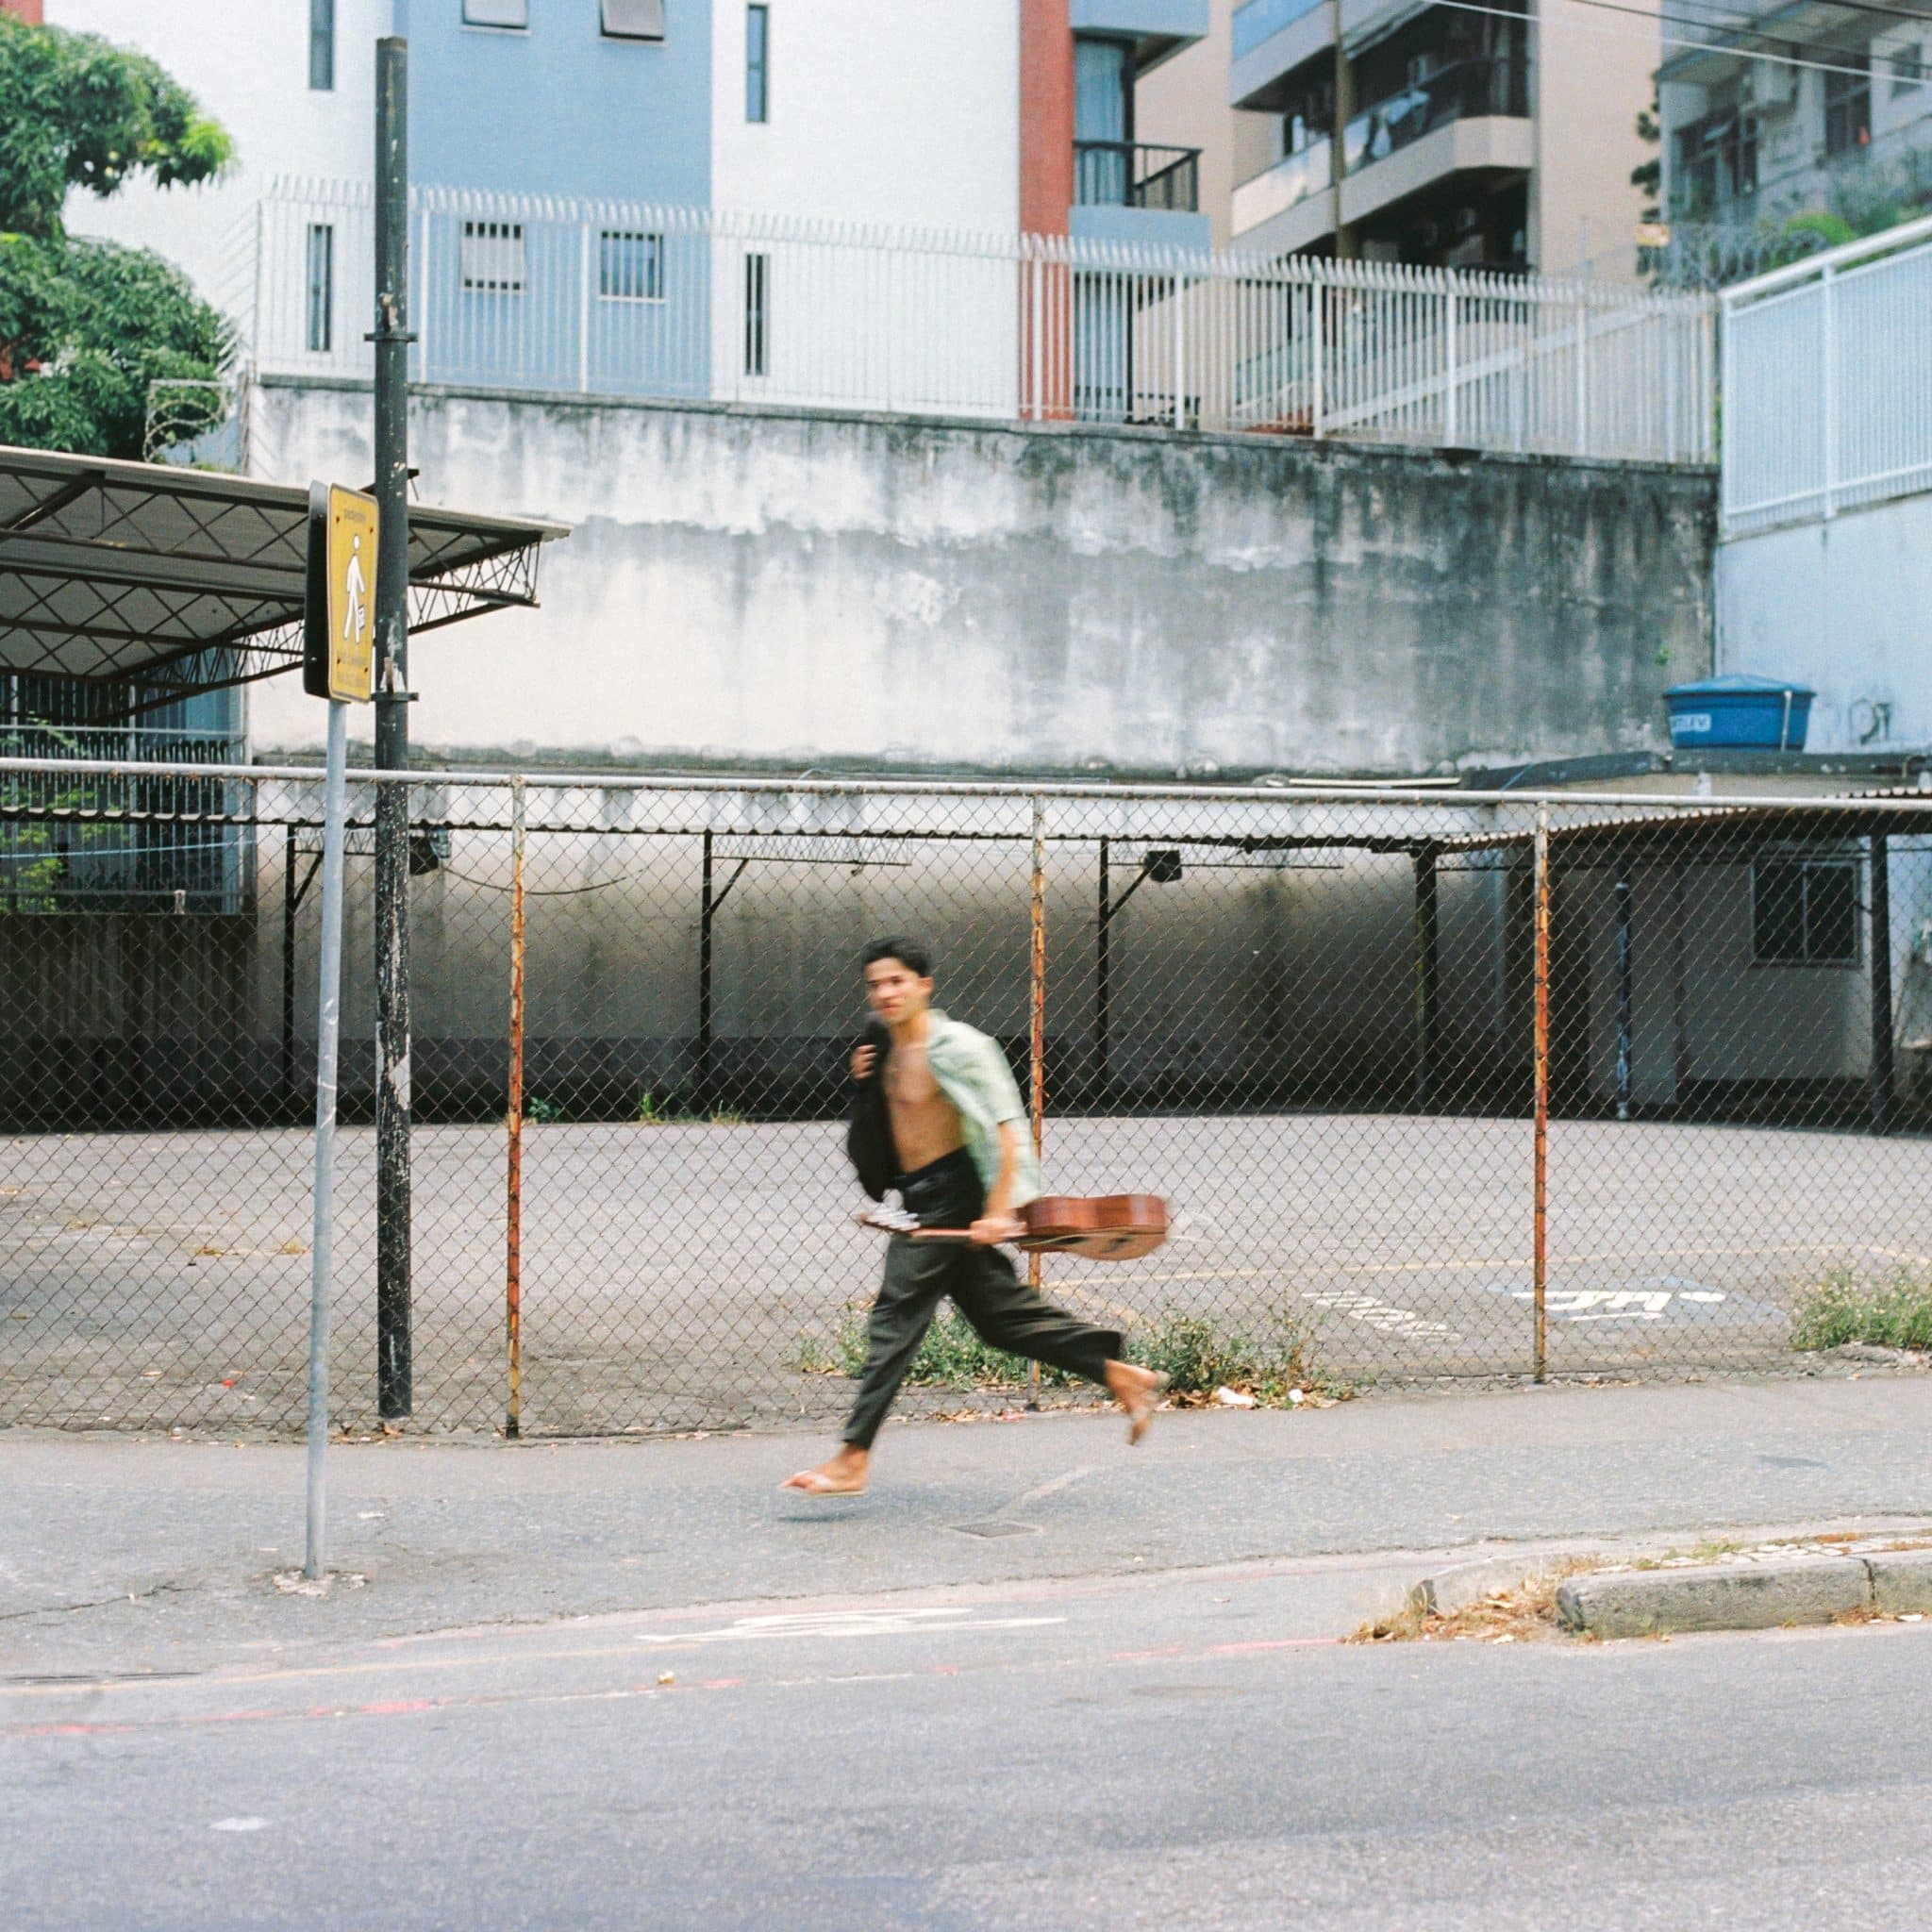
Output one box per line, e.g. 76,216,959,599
208,1818,268,1833
1479,1277,1781,1324
633,1607,1067,1646
1299,1289,1461,1342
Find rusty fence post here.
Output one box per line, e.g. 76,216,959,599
1531,807,1551,1384
1028,795,1047,1410
506,776,526,1439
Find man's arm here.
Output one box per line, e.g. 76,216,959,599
970,1120,1025,1245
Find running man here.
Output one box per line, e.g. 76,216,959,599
784,938,1163,1495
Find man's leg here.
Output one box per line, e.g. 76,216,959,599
784,1235,954,1491
950,1249,1165,1439
841,1235,956,1452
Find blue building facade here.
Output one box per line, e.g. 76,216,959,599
396,0,715,396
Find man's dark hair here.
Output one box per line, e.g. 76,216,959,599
862,936,931,978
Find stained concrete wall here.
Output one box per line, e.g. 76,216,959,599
247,379,1715,776
1717,491,1932,758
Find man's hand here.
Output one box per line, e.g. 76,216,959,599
852,1043,876,1081
968,1213,1024,1247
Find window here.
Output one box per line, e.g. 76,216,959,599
743,252,769,376
599,230,664,301
460,221,525,292
602,0,667,40
1753,858,1859,965
1824,48,1872,156
1893,43,1926,95
463,0,529,27
309,0,334,91
306,225,334,352
747,5,770,122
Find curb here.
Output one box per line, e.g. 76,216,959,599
1557,1547,1932,1639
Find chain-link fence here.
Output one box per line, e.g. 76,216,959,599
5,761,1931,1438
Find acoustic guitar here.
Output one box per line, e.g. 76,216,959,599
857,1193,1168,1261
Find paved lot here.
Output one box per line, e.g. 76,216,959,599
3,1113,1928,1434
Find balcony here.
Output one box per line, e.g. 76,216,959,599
1341,54,1529,176
1233,52,1529,248
1230,0,1332,109
1230,139,1334,252
1074,141,1203,213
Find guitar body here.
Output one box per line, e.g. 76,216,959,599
1018,1194,1168,1259
858,1193,1168,1260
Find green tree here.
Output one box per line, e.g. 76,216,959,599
0,15,234,459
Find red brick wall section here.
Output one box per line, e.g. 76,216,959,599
1018,0,1073,238
1,2,47,24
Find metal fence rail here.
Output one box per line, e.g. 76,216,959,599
3,762,1928,1439
246,178,1715,463
1721,213,1932,536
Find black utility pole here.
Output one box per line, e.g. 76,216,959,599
373,37,414,1417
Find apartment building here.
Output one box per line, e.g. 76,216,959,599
1220,0,1658,274
1660,6,1932,236
37,4,1217,291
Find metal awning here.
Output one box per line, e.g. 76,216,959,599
0,444,566,716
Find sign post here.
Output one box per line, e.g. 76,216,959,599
303,480,378,1581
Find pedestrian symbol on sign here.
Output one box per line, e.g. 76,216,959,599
341,534,367,646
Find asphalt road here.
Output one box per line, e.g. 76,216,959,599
9,1562,1932,1931
5,1112,1929,1434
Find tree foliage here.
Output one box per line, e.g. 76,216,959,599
0,16,235,458
0,14,232,240
0,232,233,456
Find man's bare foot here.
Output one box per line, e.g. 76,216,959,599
781,1445,870,1495
1104,1361,1167,1444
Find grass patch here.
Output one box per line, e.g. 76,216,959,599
1791,1266,1932,1354
793,1300,1346,1408
795,1307,1071,1389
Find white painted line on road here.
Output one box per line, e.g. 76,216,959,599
634,1607,1067,1646
208,1818,268,1833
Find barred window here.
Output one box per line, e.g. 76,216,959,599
460,221,525,293
599,230,665,302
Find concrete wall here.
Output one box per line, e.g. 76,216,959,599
247,379,1716,775
1716,492,1932,757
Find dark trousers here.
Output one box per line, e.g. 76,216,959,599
843,1149,1123,1450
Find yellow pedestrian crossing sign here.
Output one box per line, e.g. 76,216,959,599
304,481,379,703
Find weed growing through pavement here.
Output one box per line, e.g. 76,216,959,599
1791,1266,1932,1353
1353,1560,1606,1645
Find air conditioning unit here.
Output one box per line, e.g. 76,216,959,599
1741,63,1799,111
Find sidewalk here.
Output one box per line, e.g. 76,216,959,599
6,1374,1931,1676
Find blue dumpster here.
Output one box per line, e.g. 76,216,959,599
1664,674,1814,752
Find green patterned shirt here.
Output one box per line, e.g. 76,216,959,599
924,1011,1042,1209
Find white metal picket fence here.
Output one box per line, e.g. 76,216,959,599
1721,213,1932,537
248,177,1715,464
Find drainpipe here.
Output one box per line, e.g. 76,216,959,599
1333,4,1357,259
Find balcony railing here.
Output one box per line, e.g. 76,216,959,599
1341,53,1530,175
1231,137,1333,239
1670,113,1932,231
1074,141,1202,213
